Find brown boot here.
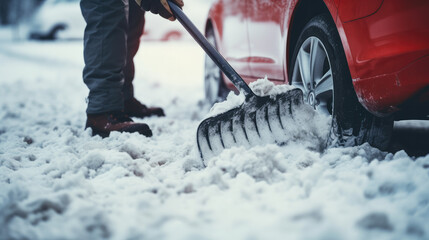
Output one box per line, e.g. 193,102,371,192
124,98,165,119
85,111,153,138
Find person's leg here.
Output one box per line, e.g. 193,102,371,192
123,1,165,118
81,0,128,114
123,0,145,101
80,0,152,137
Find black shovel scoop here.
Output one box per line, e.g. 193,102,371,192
168,1,304,162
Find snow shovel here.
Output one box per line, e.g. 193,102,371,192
168,1,304,161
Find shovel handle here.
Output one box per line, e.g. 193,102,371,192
167,1,255,98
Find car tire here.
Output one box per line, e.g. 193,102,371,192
31,24,66,40
47,24,66,40
289,14,393,150
204,27,229,105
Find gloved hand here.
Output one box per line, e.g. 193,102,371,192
136,0,184,21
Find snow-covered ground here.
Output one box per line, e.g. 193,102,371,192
1,39,429,240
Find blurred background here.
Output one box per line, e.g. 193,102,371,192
0,0,215,41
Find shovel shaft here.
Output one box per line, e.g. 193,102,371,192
167,1,255,98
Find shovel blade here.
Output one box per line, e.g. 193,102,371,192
197,89,304,161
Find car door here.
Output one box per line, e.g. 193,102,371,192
215,0,252,81
246,0,289,82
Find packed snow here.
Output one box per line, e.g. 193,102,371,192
1,39,429,240
206,76,297,117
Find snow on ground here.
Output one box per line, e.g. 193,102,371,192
1,39,429,240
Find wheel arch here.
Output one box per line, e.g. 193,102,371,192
205,10,231,91
204,2,224,51
286,0,339,81
204,16,223,55
204,18,213,36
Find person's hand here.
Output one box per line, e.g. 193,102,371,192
137,0,184,21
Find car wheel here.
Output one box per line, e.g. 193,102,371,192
204,27,229,105
289,14,393,150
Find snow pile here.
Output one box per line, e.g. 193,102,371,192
1,41,429,240
207,76,296,117
205,91,245,117
249,76,296,98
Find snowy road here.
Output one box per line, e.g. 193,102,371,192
1,40,429,240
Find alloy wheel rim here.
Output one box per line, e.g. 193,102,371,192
292,36,333,116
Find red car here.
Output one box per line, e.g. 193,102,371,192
203,0,429,149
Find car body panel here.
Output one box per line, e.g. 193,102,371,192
338,0,429,115
338,0,383,22
206,0,429,118
246,0,289,81
208,0,252,81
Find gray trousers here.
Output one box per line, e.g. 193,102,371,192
80,0,145,114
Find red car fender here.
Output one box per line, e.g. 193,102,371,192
329,0,385,79
337,0,383,22
336,0,429,116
